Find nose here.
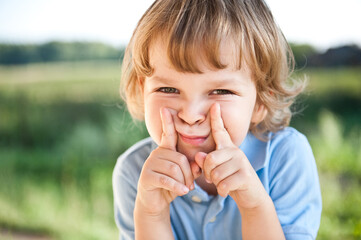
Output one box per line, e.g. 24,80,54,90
177,100,207,126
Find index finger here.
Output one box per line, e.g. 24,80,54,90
159,107,177,151
210,103,234,150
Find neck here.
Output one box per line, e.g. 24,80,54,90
195,174,218,196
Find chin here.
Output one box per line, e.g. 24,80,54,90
177,142,215,162
176,146,195,161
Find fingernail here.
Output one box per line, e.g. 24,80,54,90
182,186,189,194
206,178,212,184
190,183,195,190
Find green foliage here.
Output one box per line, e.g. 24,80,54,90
290,43,317,68
309,111,361,240
0,42,125,65
0,62,360,239
290,67,361,137
290,43,361,69
0,61,147,239
0,44,40,64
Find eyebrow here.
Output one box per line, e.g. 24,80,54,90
150,76,177,84
150,75,246,87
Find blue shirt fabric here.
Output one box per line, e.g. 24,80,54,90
112,127,322,240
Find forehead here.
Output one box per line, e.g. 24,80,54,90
147,38,254,86
148,36,243,74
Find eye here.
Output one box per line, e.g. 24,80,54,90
157,87,179,94
211,89,234,95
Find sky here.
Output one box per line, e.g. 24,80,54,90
0,0,360,51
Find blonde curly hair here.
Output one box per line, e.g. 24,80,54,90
120,0,305,139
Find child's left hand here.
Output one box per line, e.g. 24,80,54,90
195,103,269,210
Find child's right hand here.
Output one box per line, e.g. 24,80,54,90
135,107,195,216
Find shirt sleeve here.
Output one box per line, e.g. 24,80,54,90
112,155,138,240
268,131,322,239
112,138,154,240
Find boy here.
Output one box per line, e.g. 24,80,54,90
113,0,322,239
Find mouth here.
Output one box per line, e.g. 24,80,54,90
179,133,209,146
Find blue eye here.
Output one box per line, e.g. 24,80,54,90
211,89,234,95
157,87,179,94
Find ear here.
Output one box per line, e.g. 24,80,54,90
138,76,145,96
251,102,268,125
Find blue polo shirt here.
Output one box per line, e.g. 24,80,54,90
113,127,322,239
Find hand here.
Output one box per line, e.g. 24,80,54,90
136,107,195,216
195,103,268,209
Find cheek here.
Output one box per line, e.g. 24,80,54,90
220,102,253,146
144,98,163,145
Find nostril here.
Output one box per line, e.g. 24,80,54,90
177,101,208,125
178,112,206,126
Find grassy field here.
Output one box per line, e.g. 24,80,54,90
0,61,360,239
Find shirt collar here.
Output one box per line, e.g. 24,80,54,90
239,132,269,172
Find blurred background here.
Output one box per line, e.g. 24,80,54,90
0,0,360,239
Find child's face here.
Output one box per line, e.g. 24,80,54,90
142,39,265,162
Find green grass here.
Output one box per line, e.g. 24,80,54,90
308,110,361,240
0,62,360,239
0,60,148,239
302,67,361,97
0,60,122,103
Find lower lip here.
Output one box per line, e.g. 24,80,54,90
179,134,208,146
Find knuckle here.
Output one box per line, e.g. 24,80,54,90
177,155,192,178
168,163,179,175
176,183,185,193
214,128,225,135
243,169,253,179
159,175,170,187
164,131,175,139
218,180,228,192
206,153,216,166
149,147,163,158
178,154,188,165
211,170,220,182
161,132,167,141
238,167,250,178
147,150,156,160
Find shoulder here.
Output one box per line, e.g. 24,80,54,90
113,137,156,182
266,129,322,238
268,127,314,164
266,127,315,174
269,127,309,148
241,127,312,171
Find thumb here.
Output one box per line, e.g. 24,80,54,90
195,152,207,169
191,152,207,180
190,161,202,180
